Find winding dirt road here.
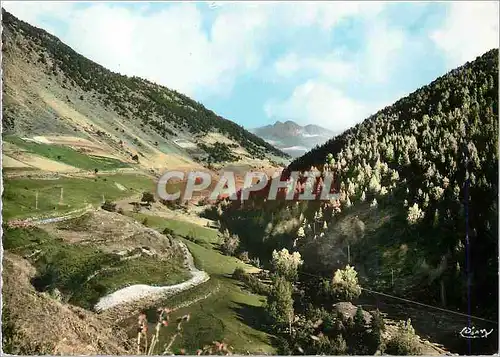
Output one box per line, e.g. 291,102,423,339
94,240,210,312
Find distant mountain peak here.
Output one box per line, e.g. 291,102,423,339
252,121,337,158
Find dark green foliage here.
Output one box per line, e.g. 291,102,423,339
349,306,368,355
141,191,156,204
385,319,422,355
232,267,246,280
2,225,53,251
163,227,175,236
265,276,294,329
238,250,250,263
214,49,499,319
232,268,270,295
198,142,241,163
101,200,117,212
368,309,385,353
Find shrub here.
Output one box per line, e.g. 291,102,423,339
329,265,362,302
221,232,239,256
368,309,386,352
385,319,422,355
101,201,117,212
238,251,250,263
250,257,261,268
232,268,269,295
265,276,294,329
232,267,246,280
141,192,155,204
271,248,303,281
132,202,141,213
163,227,175,236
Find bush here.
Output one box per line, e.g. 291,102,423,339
265,276,294,329
238,251,250,263
232,268,269,295
385,319,422,355
271,248,303,281
250,257,261,268
101,201,117,212
132,202,141,213
163,227,175,236
329,265,362,302
221,232,239,256
232,267,246,280
198,197,209,206
141,191,155,204
368,309,386,353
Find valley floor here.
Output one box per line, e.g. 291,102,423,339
2,158,495,355
2,168,275,355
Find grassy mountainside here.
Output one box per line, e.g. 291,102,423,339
212,49,499,326
1,9,289,168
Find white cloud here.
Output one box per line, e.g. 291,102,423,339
3,1,391,99
8,1,495,136
273,17,406,85
2,1,74,35
274,52,357,83
264,80,372,132
430,2,499,68
2,1,397,102
281,1,386,30
362,21,406,83
4,1,276,97
267,13,408,132
62,3,274,98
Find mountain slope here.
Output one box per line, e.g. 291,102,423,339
213,49,499,348
252,120,336,157
287,48,499,312
1,9,289,173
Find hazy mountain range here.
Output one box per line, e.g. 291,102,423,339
251,120,337,157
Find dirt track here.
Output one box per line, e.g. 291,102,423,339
94,240,210,312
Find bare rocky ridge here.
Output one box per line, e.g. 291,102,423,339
2,9,289,173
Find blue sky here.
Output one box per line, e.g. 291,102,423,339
3,1,499,133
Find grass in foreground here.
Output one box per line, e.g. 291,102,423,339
3,173,155,220
3,225,189,309
94,256,190,294
4,135,129,171
123,213,275,355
